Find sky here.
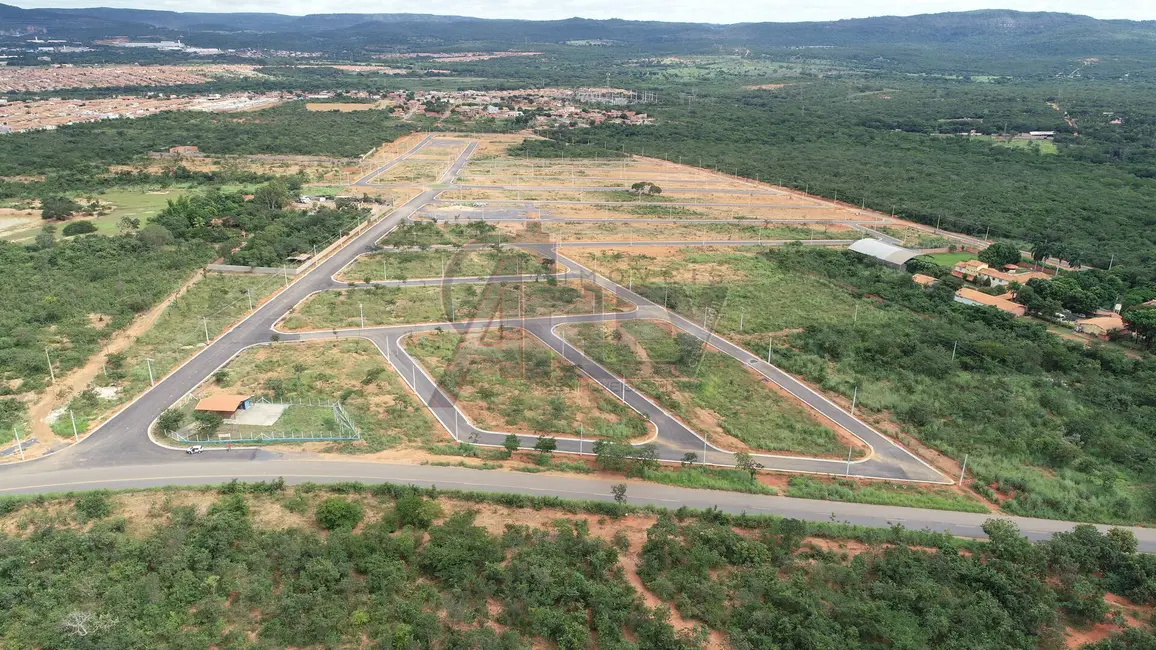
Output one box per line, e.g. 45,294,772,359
14,0,1156,23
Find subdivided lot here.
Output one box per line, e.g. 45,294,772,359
281,280,631,331
173,340,438,452
406,328,650,441
439,189,799,206
378,220,506,247
559,320,865,458
370,161,444,184
54,273,285,439
566,247,881,334
874,225,952,249
339,248,557,283
543,220,851,243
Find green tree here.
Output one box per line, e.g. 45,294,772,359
1123,308,1156,347
611,483,628,503
156,408,185,435
41,195,80,220
734,451,763,481
193,410,224,437
61,220,97,236
315,497,364,530
979,242,1022,267
503,432,521,456
534,435,557,456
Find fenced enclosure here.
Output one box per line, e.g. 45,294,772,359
167,394,361,444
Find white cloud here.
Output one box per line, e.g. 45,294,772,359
15,0,1156,23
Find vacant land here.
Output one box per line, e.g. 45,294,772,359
561,320,864,458
282,280,630,330
919,251,978,266
543,220,850,243
407,328,650,440
339,248,556,283
0,483,1151,649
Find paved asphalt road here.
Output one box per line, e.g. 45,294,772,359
3,135,1122,551
3,459,1156,550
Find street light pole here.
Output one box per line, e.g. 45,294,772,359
145,358,155,387
44,347,55,385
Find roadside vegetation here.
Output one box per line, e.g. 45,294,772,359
0,481,1153,648
406,328,650,441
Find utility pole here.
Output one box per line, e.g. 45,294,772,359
958,454,969,486
850,385,858,416
12,426,24,461
1108,253,1115,271
45,347,55,385
951,341,958,361
282,265,289,288
845,445,853,476
767,334,773,363
145,358,155,387
359,303,365,329
202,317,210,344
246,288,253,311
69,409,79,444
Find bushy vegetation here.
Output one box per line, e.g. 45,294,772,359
638,246,1156,524
0,233,215,392
0,102,415,177
1,482,1155,648
153,180,366,267
639,512,1156,649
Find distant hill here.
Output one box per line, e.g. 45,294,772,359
2,5,1155,59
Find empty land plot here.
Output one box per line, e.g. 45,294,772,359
339,248,558,282
371,161,445,184
540,201,845,221
544,220,852,243
406,328,650,441
560,319,864,458
281,280,630,330
184,339,438,452
377,220,509,247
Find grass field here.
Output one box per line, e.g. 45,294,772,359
340,248,555,283
560,319,862,457
918,251,977,266
282,280,629,330
406,328,649,440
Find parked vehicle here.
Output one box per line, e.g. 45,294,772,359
186,445,204,455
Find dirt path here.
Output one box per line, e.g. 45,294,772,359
25,270,207,443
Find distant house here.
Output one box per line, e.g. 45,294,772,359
168,145,199,154
954,287,1026,317
1076,312,1126,337
194,394,252,419
847,239,919,268
952,259,1048,287
951,259,988,281
911,273,938,287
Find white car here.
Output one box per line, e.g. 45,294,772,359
186,445,204,455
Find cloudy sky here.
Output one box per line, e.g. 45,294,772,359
15,0,1156,23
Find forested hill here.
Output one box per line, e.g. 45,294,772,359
5,4,1156,58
